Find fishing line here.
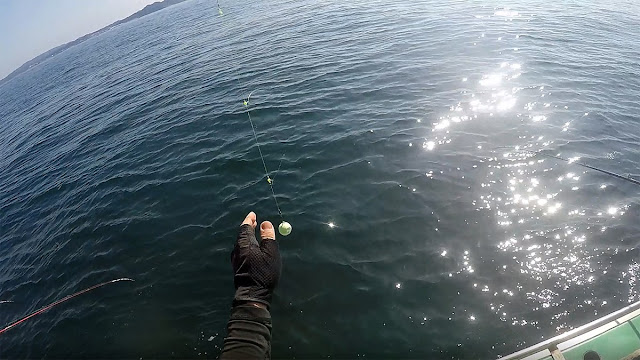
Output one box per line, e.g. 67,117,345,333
244,92,292,236
0,278,134,335
536,152,640,186
216,0,223,15
215,9,292,236
500,147,640,187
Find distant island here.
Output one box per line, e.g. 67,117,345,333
0,0,188,86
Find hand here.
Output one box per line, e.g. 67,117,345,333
231,212,281,308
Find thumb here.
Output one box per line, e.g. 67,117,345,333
260,221,276,241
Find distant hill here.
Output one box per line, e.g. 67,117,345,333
0,0,188,86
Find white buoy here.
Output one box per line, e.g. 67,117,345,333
278,221,292,236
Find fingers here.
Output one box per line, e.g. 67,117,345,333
260,221,276,241
241,211,257,229
259,220,280,261
259,222,281,270
237,212,258,249
236,222,258,249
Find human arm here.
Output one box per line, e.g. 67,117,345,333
220,213,281,359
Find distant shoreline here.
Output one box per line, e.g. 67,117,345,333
0,0,187,87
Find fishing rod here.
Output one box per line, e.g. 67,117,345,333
507,148,640,187
0,278,133,335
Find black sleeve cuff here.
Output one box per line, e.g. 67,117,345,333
229,304,272,324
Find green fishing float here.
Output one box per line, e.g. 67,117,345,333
278,221,292,236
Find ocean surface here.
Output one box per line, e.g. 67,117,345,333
1,0,639,358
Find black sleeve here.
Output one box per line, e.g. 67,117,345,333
219,304,273,359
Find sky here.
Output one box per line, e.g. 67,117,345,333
0,0,159,79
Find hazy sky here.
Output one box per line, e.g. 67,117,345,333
0,0,159,79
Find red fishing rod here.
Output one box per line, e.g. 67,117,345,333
0,278,133,335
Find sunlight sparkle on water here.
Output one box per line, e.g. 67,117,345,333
424,141,435,150
547,203,561,214
459,54,628,331
434,120,450,130
497,96,517,111
480,74,503,87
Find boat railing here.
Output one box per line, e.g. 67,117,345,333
500,300,640,360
